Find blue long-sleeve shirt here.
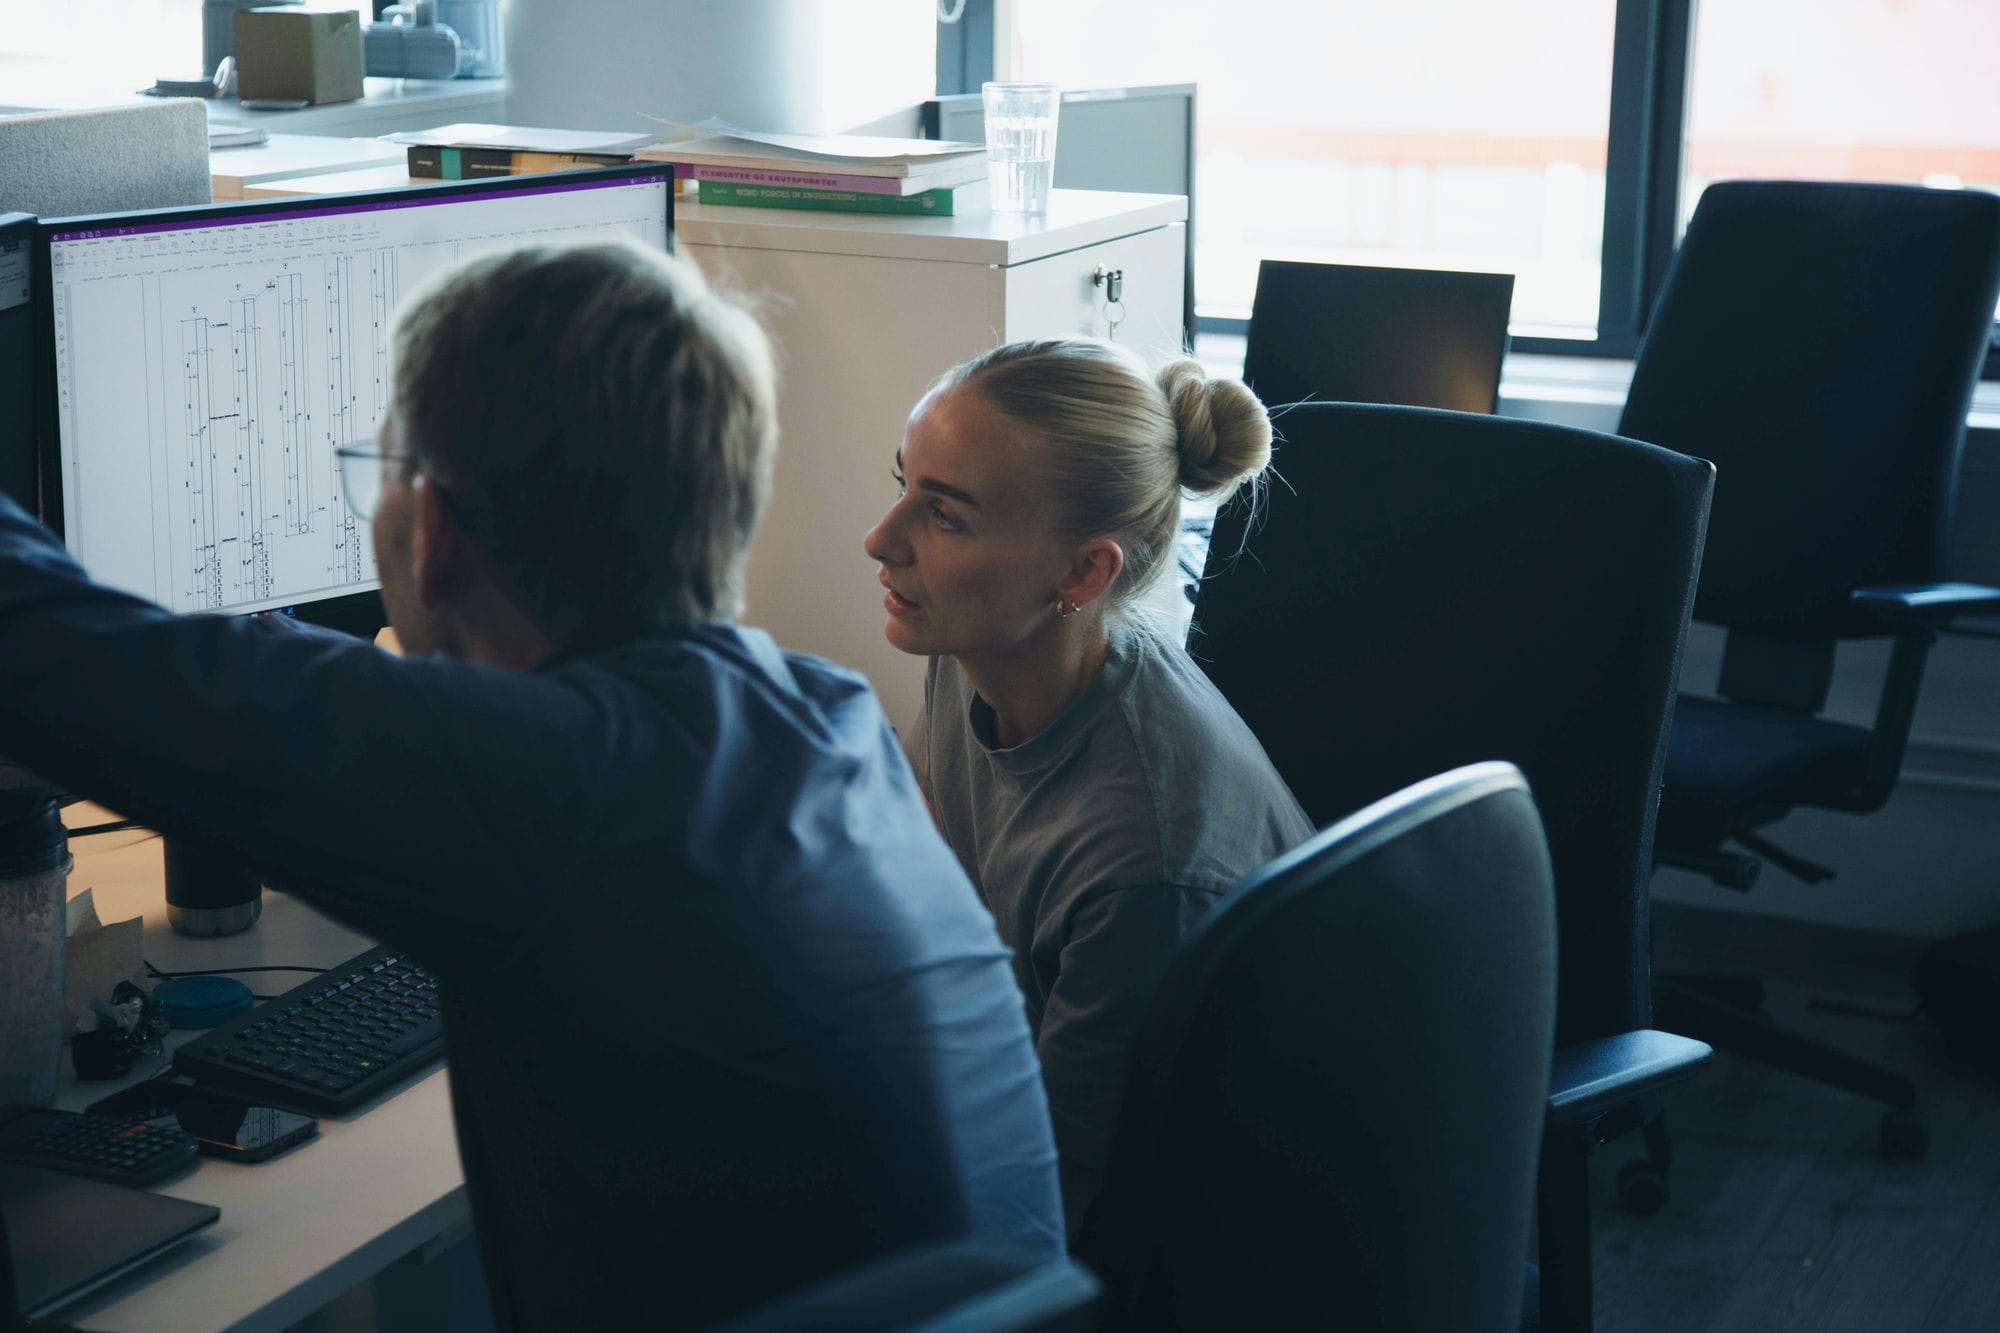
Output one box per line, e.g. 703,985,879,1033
0,495,1064,1329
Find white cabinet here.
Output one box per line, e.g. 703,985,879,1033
675,190,1188,732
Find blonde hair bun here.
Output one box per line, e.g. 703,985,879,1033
1156,357,1273,499
930,338,1274,623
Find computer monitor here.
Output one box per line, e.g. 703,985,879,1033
0,214,33,516
924,84,1197,340
1241,260,1515,415
33,165,674,631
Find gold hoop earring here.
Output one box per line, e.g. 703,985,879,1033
1053,597,1076,619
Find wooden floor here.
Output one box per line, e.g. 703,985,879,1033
1589,905,2000,1331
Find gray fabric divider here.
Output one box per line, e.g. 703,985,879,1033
0,100,211,217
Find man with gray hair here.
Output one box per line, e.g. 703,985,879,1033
0,241,1065,1328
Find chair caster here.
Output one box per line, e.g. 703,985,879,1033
1616,1158,1670,1215
1880,1108,1928,1160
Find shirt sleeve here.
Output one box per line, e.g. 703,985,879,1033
0,495,612,962
1034,879,1221,1237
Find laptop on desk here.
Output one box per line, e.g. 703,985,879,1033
1,1163,219,1325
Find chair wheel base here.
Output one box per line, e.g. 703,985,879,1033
1880,1108,1928,1160
1616,1159,1670,1215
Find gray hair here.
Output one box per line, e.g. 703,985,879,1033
933,338,1272,620
389,239,777,639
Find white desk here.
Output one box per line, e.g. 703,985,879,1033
49,815,468,1333
208,133,408,201
0,54,505,139
241,163,425,200
205,78,506,140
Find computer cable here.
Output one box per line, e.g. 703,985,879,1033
144,962,329,1004
64,817,144,838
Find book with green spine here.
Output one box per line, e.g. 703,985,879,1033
695,179,985,216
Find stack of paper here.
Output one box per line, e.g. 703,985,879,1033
381,123,660,154
637,119,987,198
208,126,270,150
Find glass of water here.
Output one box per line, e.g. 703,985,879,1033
982,82,1060,216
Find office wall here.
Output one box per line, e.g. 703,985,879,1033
504,0,936,136
1504,388,2000,942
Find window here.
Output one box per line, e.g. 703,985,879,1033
949,0,2000,373
1681,2,2000,244
7,2,205,78
1007,0,1616,340
4,0,381,88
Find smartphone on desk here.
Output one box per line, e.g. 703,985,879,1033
86,1081,319,1164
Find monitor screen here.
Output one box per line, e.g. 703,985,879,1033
0,215,33,515
36,166,673,621
1242,261,1515,415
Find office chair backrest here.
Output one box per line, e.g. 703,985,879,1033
1080,762,1556,1332
1619,180,2000,637
0,1182,17,1333
711,1243,1100,1333
0,102,212,218
1193,401,1712,1043
1241,259,1515,413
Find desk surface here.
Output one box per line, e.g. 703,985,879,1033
241,163,425,200
209,133,409,200
207,78,507,139
0,55,504,139
51,814,467,1333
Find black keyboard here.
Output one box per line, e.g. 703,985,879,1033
0,1104,200,1186
174,946,444,1112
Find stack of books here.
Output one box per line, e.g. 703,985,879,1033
385,124,657,181
636,127,990,216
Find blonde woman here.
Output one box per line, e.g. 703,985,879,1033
864,338,1314,1234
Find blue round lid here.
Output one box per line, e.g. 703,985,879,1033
153,975,255,1028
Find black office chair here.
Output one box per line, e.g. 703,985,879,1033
708,1242,1100,1333
1078,762,1557,1333
1,1187,16,1333
1241,259,1516,413
1186,401,1717,1333
1615,179,2000,1164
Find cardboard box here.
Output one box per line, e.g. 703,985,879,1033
234,8,365,106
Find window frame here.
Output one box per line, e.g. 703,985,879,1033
940,0,2000,378
935,0,996,100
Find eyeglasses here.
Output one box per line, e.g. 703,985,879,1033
334,442,417,523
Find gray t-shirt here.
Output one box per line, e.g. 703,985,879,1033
907,627,1315,1232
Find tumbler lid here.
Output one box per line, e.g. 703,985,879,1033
0,787,67,880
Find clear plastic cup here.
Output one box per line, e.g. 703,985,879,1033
0,786,69,1106
982,81,1059,216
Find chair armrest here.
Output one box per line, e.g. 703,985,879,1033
1545,1029,1712,1133
1851,581,2000,628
